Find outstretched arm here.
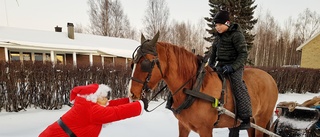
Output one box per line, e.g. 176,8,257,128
108,97,131,106
91,101,144,124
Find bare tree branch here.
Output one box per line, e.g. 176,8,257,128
88,0,136,39
142,0,170,41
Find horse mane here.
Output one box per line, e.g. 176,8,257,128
157,42,199,83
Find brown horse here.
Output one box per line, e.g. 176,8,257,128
128,32,278,137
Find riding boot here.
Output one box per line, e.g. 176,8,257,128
238,117,251,130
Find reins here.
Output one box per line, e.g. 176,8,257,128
144,85,167,112
144,74,197,112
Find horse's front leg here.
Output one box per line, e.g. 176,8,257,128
178,121,190,137
198,127,213,137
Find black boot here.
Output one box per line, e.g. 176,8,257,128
238,118,251,130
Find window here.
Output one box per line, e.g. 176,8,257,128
23,52,31,61
45,53,51,62
56,54,64,65
34,53,43,61
10,52,20,61
104,57,113,65
127,58,132,62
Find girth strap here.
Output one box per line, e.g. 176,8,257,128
57,118,76,137
167,94,195,114
183,89,218,104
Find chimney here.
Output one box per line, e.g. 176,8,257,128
67,23,74,39
54,26,62,32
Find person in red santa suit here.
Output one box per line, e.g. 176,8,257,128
39,83,148,137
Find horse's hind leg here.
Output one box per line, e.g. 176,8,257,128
178,121,190,137
263,120,272,137
254,116,270,137
247,118,255,137
247,126,255,137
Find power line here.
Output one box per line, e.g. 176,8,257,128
4,0,9,26
3,0,19,26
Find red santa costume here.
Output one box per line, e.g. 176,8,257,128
39,83,144,137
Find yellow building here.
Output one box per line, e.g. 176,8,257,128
296,32,320,69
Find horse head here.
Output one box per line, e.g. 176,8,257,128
129,31,165,100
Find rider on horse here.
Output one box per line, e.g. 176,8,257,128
209,9,252,130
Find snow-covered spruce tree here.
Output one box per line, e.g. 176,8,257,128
204,0,257,65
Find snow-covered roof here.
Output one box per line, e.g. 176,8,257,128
0,26,140,58
296,31,320,51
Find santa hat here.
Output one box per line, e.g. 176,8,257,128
70,83,111,103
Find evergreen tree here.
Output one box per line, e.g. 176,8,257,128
204,0,257,65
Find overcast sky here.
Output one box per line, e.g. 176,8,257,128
1,0,320,32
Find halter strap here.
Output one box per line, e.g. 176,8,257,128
131,77,144,84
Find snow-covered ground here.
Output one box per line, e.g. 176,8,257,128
0,92,318,137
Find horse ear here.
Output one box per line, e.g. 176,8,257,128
141,33,146,44
150,31,160,46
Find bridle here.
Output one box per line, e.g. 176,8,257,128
130,41,164,98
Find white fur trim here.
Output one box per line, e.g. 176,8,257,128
138,100,144,115
95,84,111,97
78,84,111,103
